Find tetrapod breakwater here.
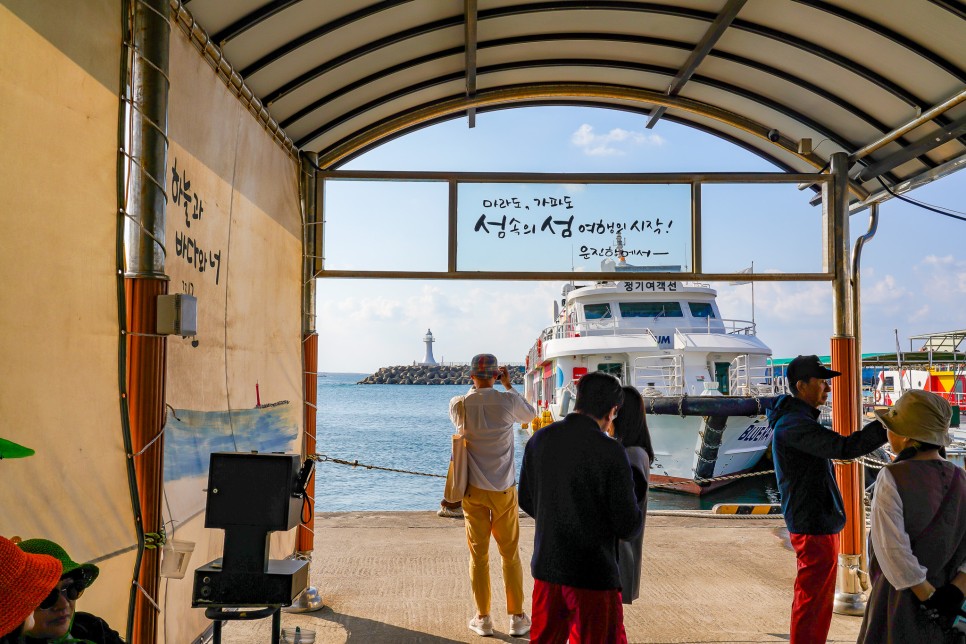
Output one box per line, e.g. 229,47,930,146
357,364,525,385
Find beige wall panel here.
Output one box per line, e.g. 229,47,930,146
157,511,220,644
163,21,304,639
0,2,136,627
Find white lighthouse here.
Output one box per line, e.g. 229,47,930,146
420,329,438,365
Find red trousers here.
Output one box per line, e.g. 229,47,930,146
789,532,839,644
530,578,627,644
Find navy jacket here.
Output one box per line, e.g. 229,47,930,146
519,413,643,590
768,394,887,534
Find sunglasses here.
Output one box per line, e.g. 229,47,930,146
38,580,86,610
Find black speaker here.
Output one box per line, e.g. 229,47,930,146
204,452,302,532
192,452,310,608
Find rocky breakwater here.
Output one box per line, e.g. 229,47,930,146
358,364,525,385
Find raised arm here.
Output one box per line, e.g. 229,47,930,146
783,418,887,460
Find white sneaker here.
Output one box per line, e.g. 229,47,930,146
468,614,494,636
509,613,531,637
437,505,464,518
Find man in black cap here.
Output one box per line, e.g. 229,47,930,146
768,354,887,644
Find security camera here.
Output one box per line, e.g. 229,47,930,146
767,129,781,143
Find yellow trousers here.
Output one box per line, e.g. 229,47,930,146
462,484,525,616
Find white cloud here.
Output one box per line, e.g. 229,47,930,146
570,124,665,156
861,274,910,306
921,254,955,266
908,304,931,322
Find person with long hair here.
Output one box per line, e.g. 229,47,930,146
610,385,654,605
857,390,966,643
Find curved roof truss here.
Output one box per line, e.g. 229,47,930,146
180,0,966,202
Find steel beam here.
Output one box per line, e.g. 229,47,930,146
315,270,831,282
850,88,966,164
646,0,747,129
464,0,478,127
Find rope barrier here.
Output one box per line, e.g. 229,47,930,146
312,452,777,489
648,468,775,490
310,453,446,479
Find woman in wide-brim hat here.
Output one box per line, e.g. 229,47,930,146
857,390,966,643
17,539,123,644
0,536,62,643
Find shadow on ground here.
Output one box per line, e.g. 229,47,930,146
303,606,526,643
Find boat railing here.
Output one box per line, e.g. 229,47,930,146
729,356,782,396
538,317,755,339
632,355,685,396
526,317,759,371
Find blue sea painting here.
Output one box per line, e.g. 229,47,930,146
163,403,300,484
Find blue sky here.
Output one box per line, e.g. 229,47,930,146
316,106,965,373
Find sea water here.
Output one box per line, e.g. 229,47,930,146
313,372,779,512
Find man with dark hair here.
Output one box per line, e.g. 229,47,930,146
519,371,642,643
769,354,887,644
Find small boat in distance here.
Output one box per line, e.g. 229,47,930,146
522,248,781,494
864,329,965,425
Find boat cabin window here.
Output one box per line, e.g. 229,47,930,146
688,302,715,318
597,363,624,382
583,303,612,320
618,302,684,318
883,376,895,392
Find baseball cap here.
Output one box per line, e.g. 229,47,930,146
787,355,840,390
469,354,500,379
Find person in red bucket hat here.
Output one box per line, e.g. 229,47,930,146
0,536,62,642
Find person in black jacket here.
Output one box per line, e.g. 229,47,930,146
768,355,887,644
519,371,642,643
17,539,124,644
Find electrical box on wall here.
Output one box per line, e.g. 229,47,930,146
157,293,198,337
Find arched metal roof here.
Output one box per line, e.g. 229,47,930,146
179,0,966,201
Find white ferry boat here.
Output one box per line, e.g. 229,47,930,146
522,260,780,494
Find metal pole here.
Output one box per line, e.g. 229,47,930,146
125,0,169,278
691,182,702,274
122,1,170,642
828,151,865,615
750,260,755,328
850,201,878,588
289,153,325,614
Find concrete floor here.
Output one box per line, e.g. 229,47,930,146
223,511,863,643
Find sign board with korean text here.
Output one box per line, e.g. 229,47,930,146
318,172,831,281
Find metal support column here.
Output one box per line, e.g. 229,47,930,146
288,152,325,613
827,152,865,615
121,0,170,642
846,201,879,595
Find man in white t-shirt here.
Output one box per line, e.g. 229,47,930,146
452,353,536,638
